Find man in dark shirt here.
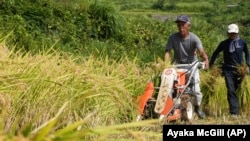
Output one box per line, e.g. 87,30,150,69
209,23,250,117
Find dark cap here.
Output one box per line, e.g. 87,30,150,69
175,15,190,24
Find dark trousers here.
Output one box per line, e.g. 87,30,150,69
223,70,243,115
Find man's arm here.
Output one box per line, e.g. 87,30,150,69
243,42,250,67
209,43,223,68
164,51,170,61
198,48,209,70
164,51,173,66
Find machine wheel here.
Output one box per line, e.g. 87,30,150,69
180,94,195,122
185,101,194,121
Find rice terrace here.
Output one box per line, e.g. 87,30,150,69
0,0,250,140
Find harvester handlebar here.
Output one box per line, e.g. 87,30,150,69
171,61,205,70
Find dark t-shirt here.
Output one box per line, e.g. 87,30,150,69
209,38,250,69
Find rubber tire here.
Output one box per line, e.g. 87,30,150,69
180,94,195,122
186,101,194,121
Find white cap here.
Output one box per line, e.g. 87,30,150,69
227,24,239,33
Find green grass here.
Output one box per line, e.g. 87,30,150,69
174,1,213,7
1,0,250,140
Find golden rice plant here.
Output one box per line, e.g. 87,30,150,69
0,43,162,140
201,66,250,117
1,40,250,140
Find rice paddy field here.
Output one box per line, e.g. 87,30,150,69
1,41,250,141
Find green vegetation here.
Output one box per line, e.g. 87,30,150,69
0,0,250,140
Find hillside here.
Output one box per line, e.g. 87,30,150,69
0,0,250,140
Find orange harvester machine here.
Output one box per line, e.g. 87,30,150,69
137,69,186,121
